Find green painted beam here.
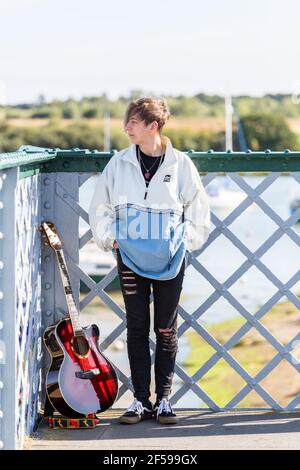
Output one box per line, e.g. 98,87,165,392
2,147,300,176
188,150,300,172
41,149,300,173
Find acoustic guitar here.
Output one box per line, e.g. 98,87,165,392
40,221,118,418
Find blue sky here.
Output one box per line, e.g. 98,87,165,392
1,0,300,104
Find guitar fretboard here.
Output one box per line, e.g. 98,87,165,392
55,250,82,335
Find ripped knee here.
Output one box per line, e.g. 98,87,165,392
156,327,178,352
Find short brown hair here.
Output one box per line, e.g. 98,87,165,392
124,96,170,133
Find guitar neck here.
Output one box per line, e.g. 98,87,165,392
55,249,82,335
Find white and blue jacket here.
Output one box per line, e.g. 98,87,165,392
88,136,211,280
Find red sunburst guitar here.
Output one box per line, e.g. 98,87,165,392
40,221,118,418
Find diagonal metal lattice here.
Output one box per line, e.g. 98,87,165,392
50,170,300,411
173,172,300,410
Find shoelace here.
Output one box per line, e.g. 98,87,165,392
126,399,144,414
157,398,172,415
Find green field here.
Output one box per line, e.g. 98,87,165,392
183,297,300,408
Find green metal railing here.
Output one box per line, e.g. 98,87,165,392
2,146,300,177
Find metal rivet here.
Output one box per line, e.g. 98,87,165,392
45,310,52,317
44,255,51,262
43,178,50,185
44,283,51,290
63,161,70,168
63,193,68,199
44,202,50,209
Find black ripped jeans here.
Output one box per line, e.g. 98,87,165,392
115,248,185,403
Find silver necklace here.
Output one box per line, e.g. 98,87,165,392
137,145,164,180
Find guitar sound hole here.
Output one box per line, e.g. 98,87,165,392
71,335,90,357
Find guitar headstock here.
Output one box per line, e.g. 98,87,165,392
40,221,63,250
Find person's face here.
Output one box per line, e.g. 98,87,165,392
125,114,158,144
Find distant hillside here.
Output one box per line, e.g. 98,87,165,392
1,92,299,120
0,92,299,152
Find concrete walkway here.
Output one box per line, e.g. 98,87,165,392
27,409,300,450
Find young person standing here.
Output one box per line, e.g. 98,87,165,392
89,97,211,424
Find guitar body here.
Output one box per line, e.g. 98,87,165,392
44,319,118,418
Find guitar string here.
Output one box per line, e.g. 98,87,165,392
56,249,85,356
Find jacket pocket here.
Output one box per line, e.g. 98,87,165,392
167,217,187,269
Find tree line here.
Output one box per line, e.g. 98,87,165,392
0,92,299,152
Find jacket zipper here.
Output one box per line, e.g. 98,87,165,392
131,147,170,201
132,157,179,270
142,163,166,200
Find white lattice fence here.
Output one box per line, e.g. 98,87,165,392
2,146,300,449
49,170,300,412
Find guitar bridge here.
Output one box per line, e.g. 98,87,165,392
75,368,100,379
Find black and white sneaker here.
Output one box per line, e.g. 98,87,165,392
154,398,178,425
119,399,153,424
